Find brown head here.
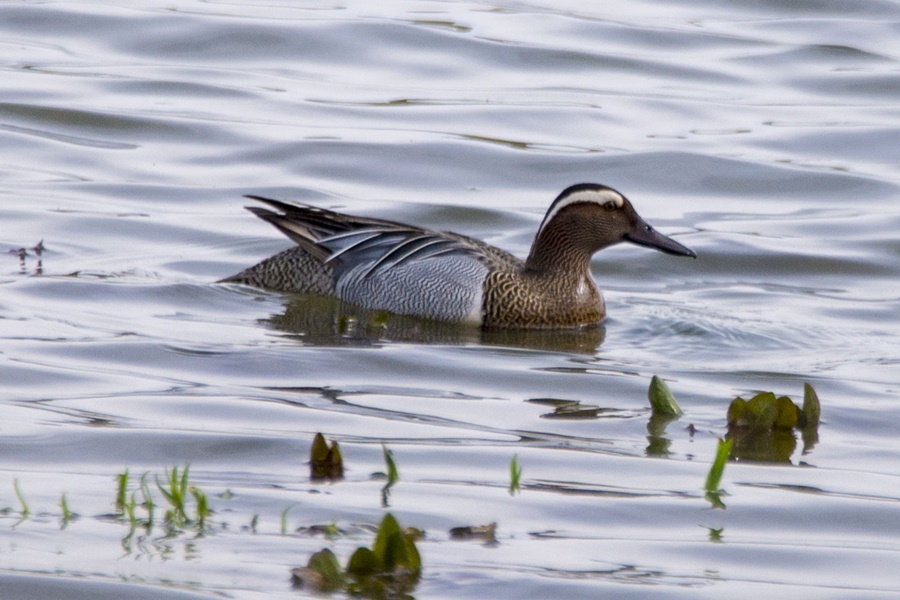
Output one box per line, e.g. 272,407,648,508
525,183,696,273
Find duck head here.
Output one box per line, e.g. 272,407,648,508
526,183,696,272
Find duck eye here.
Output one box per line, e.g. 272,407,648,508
603,200,618,210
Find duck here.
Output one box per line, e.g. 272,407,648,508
221,183,696,328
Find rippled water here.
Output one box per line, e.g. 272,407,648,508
2,1,899,598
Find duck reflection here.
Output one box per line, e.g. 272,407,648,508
266,293,606,354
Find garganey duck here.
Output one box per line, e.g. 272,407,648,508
222,184,696,328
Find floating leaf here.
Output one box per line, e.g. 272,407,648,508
648,375,683,417
449,522,497,544
704,437,733,493
529,398,606,419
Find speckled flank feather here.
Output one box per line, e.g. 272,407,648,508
221,245,335,295
482,270,605,328
222,185,696,328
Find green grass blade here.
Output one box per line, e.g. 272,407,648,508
281,504,295,535
704,438,733,492
508,454,522,495
382,444,399,486
191,486,209,529
14,479,30,517
115,469,129,515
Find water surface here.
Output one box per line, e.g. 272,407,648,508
1,1,899,598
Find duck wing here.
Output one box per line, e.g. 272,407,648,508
245,195,520,278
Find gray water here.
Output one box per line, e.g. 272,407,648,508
2,1,899,598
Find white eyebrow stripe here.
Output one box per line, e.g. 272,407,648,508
535,188,624,239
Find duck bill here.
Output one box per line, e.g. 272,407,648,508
625,219,696,258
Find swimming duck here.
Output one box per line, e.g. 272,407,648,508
222,183,696,328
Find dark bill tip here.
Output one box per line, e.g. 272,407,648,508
626,223,696,258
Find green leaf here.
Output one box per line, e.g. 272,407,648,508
773,396,800,430
330,442,343,472
648,375,683,417
372,513,402,567
726,397,748,427
310,432,329,463
383,444,399,485
704,437,733,493
371,513,421,575
304,548,344,591
347,547,380,576
802,383,821,427
381,444,399,506
310,433,344,480
115,469,129,515
746,392,778,428
14,479,29,517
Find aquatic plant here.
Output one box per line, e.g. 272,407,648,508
380,443,399,507
726,384,822,462
291,513,422,597
111,465,209,534
449,522,498,544
140,472,155,527
704,437,732,493
281,504,295,535
645,376,686,456
310,432,344,480
801,383,821,453
13,479,29,518
115,469,129,516
60,492,74,527
704,437,733,509
157,465,191,527
191,485,210,529
648,375,683,417
509,454,522,495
